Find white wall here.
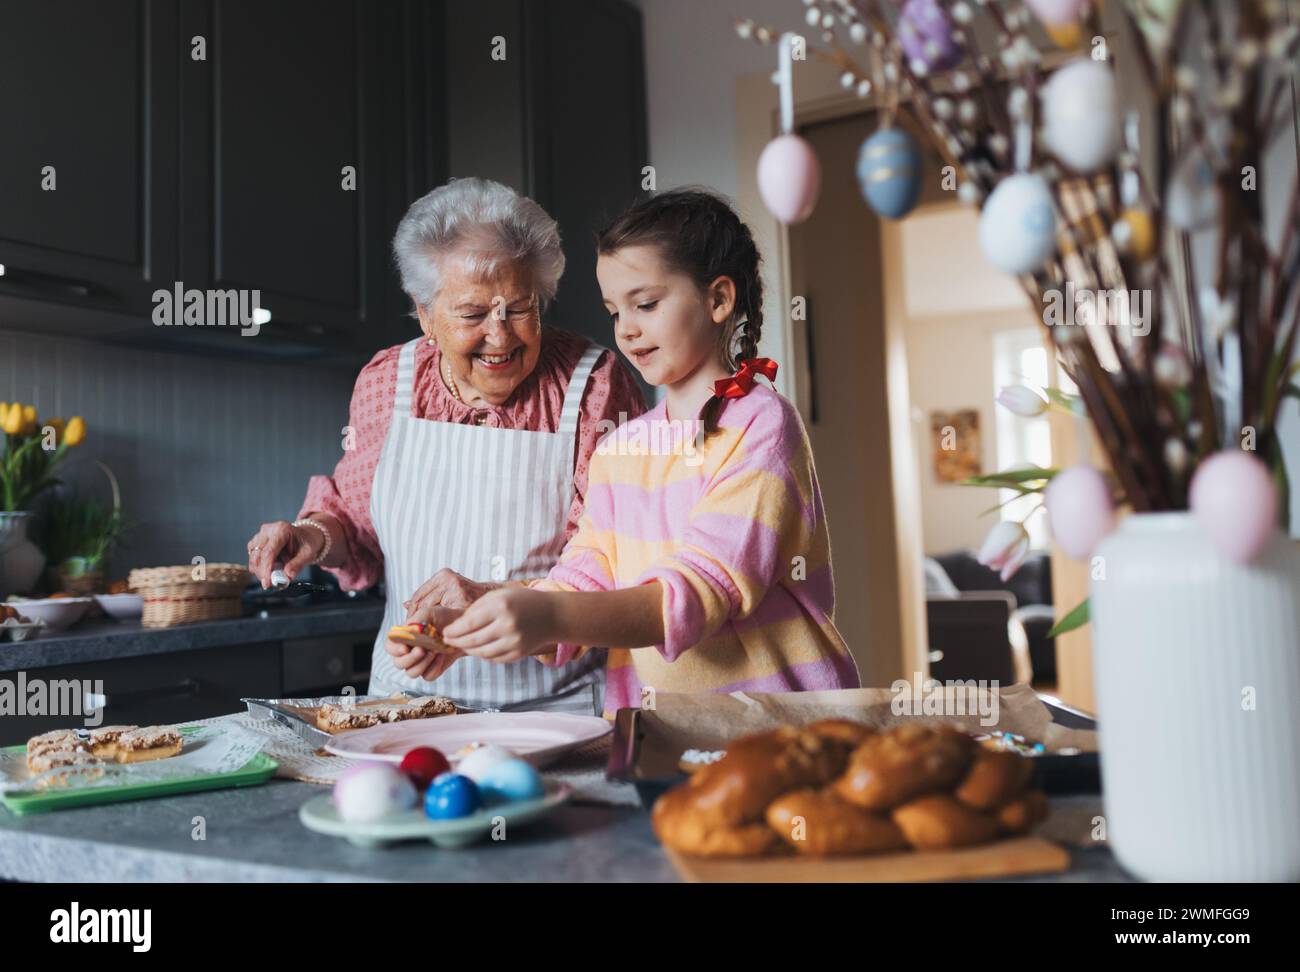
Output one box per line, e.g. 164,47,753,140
631,0,798,199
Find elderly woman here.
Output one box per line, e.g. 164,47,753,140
246,178,645,714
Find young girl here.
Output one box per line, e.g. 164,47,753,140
431,189,860,713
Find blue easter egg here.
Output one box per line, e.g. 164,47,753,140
424,773,481,819
856,128,922,220
477,758,545,806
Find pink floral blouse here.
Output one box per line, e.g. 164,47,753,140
298,327,647,590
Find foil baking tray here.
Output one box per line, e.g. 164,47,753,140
241,693,480,749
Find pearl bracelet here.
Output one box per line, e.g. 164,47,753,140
292,517,332,565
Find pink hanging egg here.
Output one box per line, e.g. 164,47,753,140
757,134,821,224
1025,0,1091,26
1189,450,1279,564
1045,465,1115,560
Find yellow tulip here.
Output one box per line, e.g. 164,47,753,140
1,403,24,435
21,405,37,436
64,416,86,447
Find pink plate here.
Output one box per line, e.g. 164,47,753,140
322,712,613,768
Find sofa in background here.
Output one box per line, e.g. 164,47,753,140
924,550,1057,686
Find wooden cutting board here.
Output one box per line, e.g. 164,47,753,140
666,836,1069,883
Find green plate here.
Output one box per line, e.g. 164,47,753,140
1,727,278,816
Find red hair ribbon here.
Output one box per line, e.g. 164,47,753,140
713,357,778,399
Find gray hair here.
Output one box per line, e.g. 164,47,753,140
392,177,566,311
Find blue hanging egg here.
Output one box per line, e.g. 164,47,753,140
856,128,923,220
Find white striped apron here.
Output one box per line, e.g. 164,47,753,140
366,337,607,715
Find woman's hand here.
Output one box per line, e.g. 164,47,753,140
386,603,466,682
441,587,557,664
404,568,501,615
246,520,322,588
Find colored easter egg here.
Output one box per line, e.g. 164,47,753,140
1044,465,1116,560
857,127,923,219
456,743,516,783
1044,21,1083,48
1040,59,1120,172
1025,0,1091,26
1113,208,1156,260
399,746,450,790
979,173,1058,275
333,763,418,823
898,0,963,74
477,758,545,806
1190,451,1279,564
756,134,821,225
424,773,482,820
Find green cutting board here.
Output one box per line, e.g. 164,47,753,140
1,726,278,816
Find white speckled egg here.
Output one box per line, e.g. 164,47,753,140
979,173,1058,275
332,762,418,823
1040,59,1120,173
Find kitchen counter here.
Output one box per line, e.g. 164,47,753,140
0,782,1131,882
1,601,385,671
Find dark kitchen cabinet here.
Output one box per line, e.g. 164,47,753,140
445,0,648,352
0,0,646,365
175,0,396,355
0,0,178,319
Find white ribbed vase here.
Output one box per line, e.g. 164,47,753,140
1090,512,1300,882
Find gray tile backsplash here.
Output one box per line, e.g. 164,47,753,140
0,329,356,579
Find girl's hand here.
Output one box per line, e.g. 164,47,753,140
441,587,556,664
386,603,465,682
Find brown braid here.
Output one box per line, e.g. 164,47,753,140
597,188,765,435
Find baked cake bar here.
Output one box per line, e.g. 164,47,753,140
315,695,457,733
113,726,184,763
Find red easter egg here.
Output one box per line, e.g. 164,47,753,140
399,746,450,789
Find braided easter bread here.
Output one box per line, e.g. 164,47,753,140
653,722,1048,858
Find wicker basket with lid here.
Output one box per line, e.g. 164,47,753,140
128,563,250,627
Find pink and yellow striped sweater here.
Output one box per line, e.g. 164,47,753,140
531,384,860,715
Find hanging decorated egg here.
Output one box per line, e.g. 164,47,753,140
1040,59,1120,173
1131,0,1183,51
1113,207,1156,260
1189,451,1279,564
856,127,923,219
978,173,1057,275
1025,0,1092,26
898,0,963,74
1044,465,1116,560
1043,21,1084,48
756,133,821,224
1166,149,1220,230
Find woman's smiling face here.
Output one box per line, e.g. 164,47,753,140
419,252,543,406
598,244,729,389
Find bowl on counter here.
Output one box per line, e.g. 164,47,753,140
93,592,144,620
3,596,94,630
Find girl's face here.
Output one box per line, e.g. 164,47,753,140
597,245,734,388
